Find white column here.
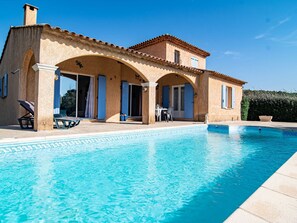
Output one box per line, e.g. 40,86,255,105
32,63,58,131
141,82,158,124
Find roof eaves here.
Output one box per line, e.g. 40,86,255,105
129,34,211,57
206,69,247,85
43,25,204,75
0,28,12,65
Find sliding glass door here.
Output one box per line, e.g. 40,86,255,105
59,73,93,118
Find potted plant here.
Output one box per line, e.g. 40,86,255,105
120,113,127,121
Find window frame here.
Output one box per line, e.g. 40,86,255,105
191,57,199,68
174,50,180,64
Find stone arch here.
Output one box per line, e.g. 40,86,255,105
156,72,198,121
19,49,36,102
55,55,149,83
155,72,197,90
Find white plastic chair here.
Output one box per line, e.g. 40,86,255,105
155,107,162,122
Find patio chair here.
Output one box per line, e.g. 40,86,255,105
17,100,80,129
164,107,173,122
53,114,81,129
155,107,162,122
17,100,35,129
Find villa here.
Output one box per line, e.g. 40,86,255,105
0,4,246,131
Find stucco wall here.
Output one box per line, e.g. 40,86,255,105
208,75,243,122
0,27,41,125
166,42,206,69
197,73,209,121
133,42,167,60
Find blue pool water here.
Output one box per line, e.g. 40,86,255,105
0,126,297,222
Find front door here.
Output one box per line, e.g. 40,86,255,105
172,85,184,118
128,84,142,117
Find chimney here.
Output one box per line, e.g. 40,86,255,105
23,4,39,25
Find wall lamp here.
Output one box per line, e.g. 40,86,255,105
142,86,148,92
11,69,20,75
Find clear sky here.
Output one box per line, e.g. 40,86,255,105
1,0,296,91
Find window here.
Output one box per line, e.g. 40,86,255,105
0,76,2,98
174,50,180,64
3,74,8,98
222,85,235,109
191,57,199,68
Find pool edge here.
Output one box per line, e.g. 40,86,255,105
224,152,297,222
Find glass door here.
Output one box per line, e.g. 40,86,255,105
59,73,92,118
60,74,77,117
172,85,184,118
128,84,142,117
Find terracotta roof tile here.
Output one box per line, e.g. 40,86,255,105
0,24,246,85
129,34,210,57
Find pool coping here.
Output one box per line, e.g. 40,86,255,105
225,152,297,223
0,124,207,144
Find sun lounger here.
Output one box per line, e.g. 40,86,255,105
17,100,35,129
18,100,80,129
54,114,80,129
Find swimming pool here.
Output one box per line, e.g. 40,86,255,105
0,125,296,222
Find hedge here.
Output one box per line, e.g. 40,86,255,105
243,90,297,122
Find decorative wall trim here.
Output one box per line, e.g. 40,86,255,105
32,63,58,72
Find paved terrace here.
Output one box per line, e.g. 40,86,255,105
1,120,297,222
0,121,201,142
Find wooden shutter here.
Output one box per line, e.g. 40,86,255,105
3,73,8,98
221,85,227,108
97,75,106,120
121,81,129,116
162,85,170,108
231,87,236,109
184,83,194,119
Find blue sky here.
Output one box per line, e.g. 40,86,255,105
1,0,296,91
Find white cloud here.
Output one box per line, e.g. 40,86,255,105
224,51,240,56
254,34,265,39
254,17,291,40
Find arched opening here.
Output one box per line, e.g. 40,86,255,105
26,55,36,102
55,55,149,122
156,73,196,120
20,50,36,102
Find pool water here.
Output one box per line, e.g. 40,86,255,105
0,126,296,222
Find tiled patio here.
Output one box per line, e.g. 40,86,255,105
2,120,297,143
0,120,201,142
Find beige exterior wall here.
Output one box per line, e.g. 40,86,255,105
0,27,42,125
133,42,167,60
166,42,206,69
197,73,209,121
208,75,243,122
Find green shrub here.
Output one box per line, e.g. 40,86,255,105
241,97,250,121
243,90,297,122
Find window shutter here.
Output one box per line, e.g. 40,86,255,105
221,85,226,108
53,69,61,114
97,75,106,120
162,86,169,108
121,81,129,116
231,87,235,109
0,77,2,98
3,73,8,98
184,83,194,119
